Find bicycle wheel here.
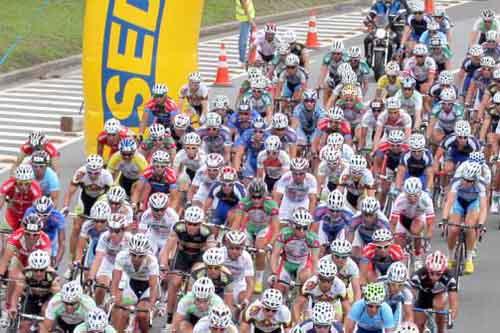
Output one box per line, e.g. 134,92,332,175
383,194,393,217
454,238,466,290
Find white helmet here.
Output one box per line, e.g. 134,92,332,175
152,83,168,96
265,23,277,33
330,239,352,256
15,164,34,181
327,132,344,146
481,8,496,21
468,44,484,57
86,154,104,171
206,153,224,168
34,196,54,216
209,304,232,329
261,288,283,309
462,161,481,181
107,213,127,229
438,71,454,85
493,68,500,80
387,129,405,144
318,257,338,279
454,120,471,136
480,56,496,68
284,29,297,43
285,54,300,67
328,106,344,121
469,151,486,165
327,190,345,210
321,145,341,163
427,20,440,31
151,150,170,165
337,63,352,75
212,95,230,109
61,280,83,303
128,233,150,255
272,112,289,129
183,132,202,146
312,301,335,326
28,250,50,270
331,40,345,53
192,277,215,299
290,157,309,171
107,186,126,203
205,112,222,128
104,118,121,134
149,123,166,139
90,201,111,220
184,206,205,224
265,135,281,152
387,261,408,283
203,247,225,266
225,230,247,245
401,76,416,89
493,92,500,104
173,113,191,129
347,46,362,58
277,43,290,55
86,308,108,331
342,70,358,84
291,207,313,227
404,177,423,195
372,228,393,242
361,196,380,214
411,0,425,12
247,67,262,81
149,192,169,210
396,322,419,333
385,61,400,76
303,89,318,101
409,133,426,151
386,96,401,109
349,154,367,173
440,87,456,101
189,71,202,83
413,43,428,56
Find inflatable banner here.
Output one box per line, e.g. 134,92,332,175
82,0,204,154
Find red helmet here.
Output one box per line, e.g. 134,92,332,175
425,250,448,273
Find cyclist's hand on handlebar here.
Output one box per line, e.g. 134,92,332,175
61,206,69,217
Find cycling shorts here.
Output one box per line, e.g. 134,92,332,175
277,256,312,285
172,250,202,272
283,82,301,98
452,198,480,216
56,317,80,333
23,294,51,315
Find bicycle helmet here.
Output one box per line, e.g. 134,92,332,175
430,36,445,49
212,95,230,109
265,135,281,152
261,288,282,309
413,43,428,56
15,164,34,181
183,132,202,146
438,70,454,85
493,68,500,80
404,177,423,195
285,54,300,67
221,166,238,182
318,257,338,279
104,118,121,135
61,280,83,303
28,250,51,270
205,112,222,128
469,151,485,165
411,0,425,12
434,8,446,17
203,247,225,266
494,92,500,104
107,186,127,203
386,96,401,109
349,154,367,173
189,71,202,83
303,89,318,101
342,70,358,85
128,233,150,255
327,132,345,146
331,40,345,53
396,322,419,333
184,206,205,224
312,301,335,326
284,29,297,43
321,145,341,163
193,277,215,299
225,230,247,245
28,131,47,147
247,67,262,81
151,150,170,165
372,228,393,242
408,133,426,151
90,201,111,220
119,138,137,153
387,129,405,144
290,157,309,171
387,261,408,283
85,154,104,171
23,214,42,232
481,8,495,21
330,239,352,256
462,161,481,181
34,196,54,216
86,307,108,331
252,116,267,130
341,84,357,97
401,76,416,89
152,83,168,97
173,113,191,129
363,282,386,305
272,112,289,129
328,106,344,121
454,120,471,136
347,46,362,59
248,179,267,197
291,207,313,227
206,153,224,168
149,123,166,139
209,304,232,329
327,190,345,210
265,23,277,34
108,213,127,229
385,61,400,76
425,250,448,273
427,20,440,31
468,44,484,57
149,192,169,210
361,196,380,214
439,87,456,102
277,43,290,56
480,56,496,68
31,150,50,165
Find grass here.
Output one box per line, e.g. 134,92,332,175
0,0,340,73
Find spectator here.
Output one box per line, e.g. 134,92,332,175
236,0,256,67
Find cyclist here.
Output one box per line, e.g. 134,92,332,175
358,99,385,152
111,233,159,333
376,61,402,98
31,150,60,202
442,162,488,274
453,152,491,188
427,87,465,146
285,29,309,70
317,146,348,197
74,307,116,333
96,118,128,161
328,239,362,302
401,0,431,47
419,20,448,47
241,77,273,122
173,132,206,194
198,112,233,162
292,301,343,333
403,44,437,95
105,186,134,227
178,72,209,119
410,251,458,333
427,36,452,73
193,304,238,333
138,192,179,256
253,23,281,65
138,123,177,161
346,46,370,96
139,83,179,137
241,288,292,333
41,280,96,333
227,98,261,139
465,56,495,112
338,155,376,211
191,248,232,296
232,180,278,292
317,40,346,104
481,30,500,60
477,68,500,126
396,133,434,191
324,132,355,165
16,131,61,174
7,250,61,333
456,44,484,100
372,98,412,151
380,262,414,326
315,106,353,147
394,77,424,126
173,277,224,333
0,164,42,231
266,112,298,158
428,70,459,111
331,84,365,130
233,117,267,179
63,154,112,259
256,135,291,192
433,8,453,42
468,8,499,46
273,158,318,221
171,113,194,144
277,54,307,101
344,282,395,333
190,153,224,206
328,69,363,108
210,95,234,125
291,89,326,153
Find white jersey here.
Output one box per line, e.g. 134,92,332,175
275,171,317,202
317,159,347,186
319,144,354,164
173,149,206,175
113,250,159,281
244,300,292,333
322,255,360,286
390,192,435,221
301,275,347,302
223,247,254,282
339,168,375,195
193,316,238,333
95,231,132,264
71,166,113,198
454,161,492,186
256,150,291,180
179,83,209,107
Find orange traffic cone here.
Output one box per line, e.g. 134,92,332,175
305,10,320,49
247,26,257,65
213,43,232,86
425,0,435,14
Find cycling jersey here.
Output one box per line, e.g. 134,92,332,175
375,143,409,172
322,53,345,85
107,152,148,180
302,274,347,304
223,246,254,282
324,255,360,287
114,249,159,281
318,160,348,191
140,165,177,196
377,75,402,97
140,136,176,158
379,278,414,327
410,267,457,309
23,267,58,298
319,144,354,165
429,83,459,102
244,299,291,333
292,103,325,139
265,128,298,151
254,32,281,59
95,231,131,265
350,61,371,84
361,243,404,276
419,30,448,46
256,150,290,180
24,207,65,256
237,196,279,234
349,299,395,332
191,263,233,297
313,204,352,245
390,192,435,227
192,166,220,202
208,181,246,225
80,220,105,267
35,167,60,197
193,316,238,333
172,222,212,255
349,213,390,246
197,126,233,155
279,68,307,87
97,129,128,157
0,178,42,229
375,111,412,137
293,319,343,333
403,56,437,83
173,149,206,180
317,118,352,139
394,89,423,117
242,91,273,118
276,227,320,266
334,99,365,126
177,291,224,321
144,97,179,127
227,110,261,136
339,169,375,198
406,14,432,40
399,149,433,179
179,83,209,109
20,142,59,159
45,293,96,325
441,134,481,164
138,207,178,255
74,323,117,333
431,102,464,134
470,68,492,102
472,18,500,33
275,171,317,203
450,178,487,211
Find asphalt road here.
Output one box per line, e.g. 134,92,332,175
0,0,498,331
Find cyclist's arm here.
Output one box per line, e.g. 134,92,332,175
55,229,66,266
351,276,362,301
468,31,479,47
395,164,407,190
130,178,145,209
0,246,14,276
464,80,477,106
442,189,456,220
449,290,459,320
148,274,159,305
62,181,79,210
74,235,88,264
159,232,178,269
425,164,434,192
88,250,105,281
111,268,123,305
372,125,384,150
455,69,465,90
0,194,6,210
232,145,245,172
432,147,444,171
317,65,328,89
40,318,53,333
7,274,25,310
479,195,488,226
477,92,492,121
169,189,180,211
479,114,491,142
270,241,282,275
401,25,411,46
139,109,150,136
344,316,356,333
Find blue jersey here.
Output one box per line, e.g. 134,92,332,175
349,214,390,245
348,300,395,331
227,111,261,136
369,0,402,16
37,167,60,197
292,103,325,135
235,129,267,168
313,205,353,243
23,207,65,243
294,319,343,333
441,134,481,164
265,128,297,148
197,126,233,155
208,181,247,225
419,31,448,46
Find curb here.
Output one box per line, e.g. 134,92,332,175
0,0,370,87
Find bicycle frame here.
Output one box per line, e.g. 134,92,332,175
414,307,452,333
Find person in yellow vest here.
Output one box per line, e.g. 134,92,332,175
236,0,256,67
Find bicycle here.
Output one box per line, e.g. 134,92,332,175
273,97,301,120
413,307,453,333
111,303,152,333
401,233,431,274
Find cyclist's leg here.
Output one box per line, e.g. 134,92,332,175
410,215,426,255
447,203,464,265
432,292,448,333
414,291,434,332
94,257,113,305
464,201,480,262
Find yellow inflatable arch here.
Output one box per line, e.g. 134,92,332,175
82,0,204,154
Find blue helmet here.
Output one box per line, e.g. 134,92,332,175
252,117,266,130
119,138,137,153
34,196,54,216
468,151,485,165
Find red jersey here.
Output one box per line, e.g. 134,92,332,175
375,142,410,154
0,178,42,229
361,243,405,275
97,129,128,155
145,97,178,114
7,228,51,267
317,118,351,136
20,142,59,158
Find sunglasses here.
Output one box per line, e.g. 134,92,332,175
63,301,79,307
263,307,277,313
363,212,375,217
130,253,145,258
286,66,297,69
251,195,264,200
239,112,251,116
292,172,306,176
25,232,40,237
32,268,46,273
186,222,199,226
152,207,166,212
207,265,221,270
304,99,316,103
88,171,101,176
208,127,219,131
376,244,391,250
207,168,219,173
109,228,123,234
109,201,121,206
253,89,264,94
457,136,468,140
254,129,265,134
429,271,442,277
94,219,107,224
121,153,134,158
294,225,308,231
32,164,47,169
367,304,380,309
17,180,32,186
463,178,475,183
319,277,334,283
333,254,349,259
414,11,423,14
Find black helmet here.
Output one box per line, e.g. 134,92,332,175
248,179,267,197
